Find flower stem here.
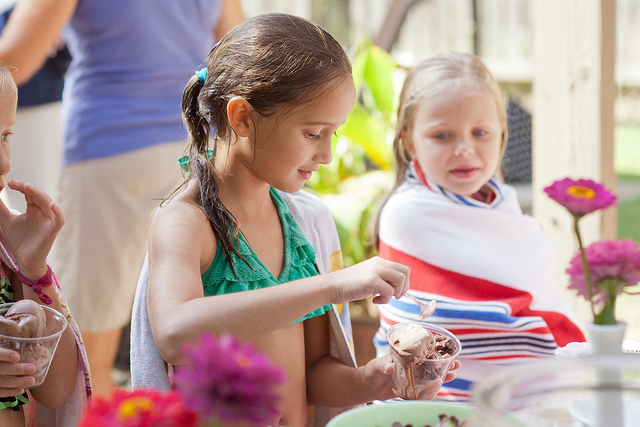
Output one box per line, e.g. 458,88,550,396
594,289,617,325
573,215,597,319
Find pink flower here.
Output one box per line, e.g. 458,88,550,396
78,389,197,427
566,239,640,321
544,178,617,217
173,333,284,427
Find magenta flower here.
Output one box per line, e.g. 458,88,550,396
173,333,284,427
566,239,640,324
544,178,617,217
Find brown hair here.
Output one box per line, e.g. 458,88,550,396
180,13,352,271
374,52,508,247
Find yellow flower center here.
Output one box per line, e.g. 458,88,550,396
117,396,154,420
567,185,595,199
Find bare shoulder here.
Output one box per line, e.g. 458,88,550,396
149,183,216,273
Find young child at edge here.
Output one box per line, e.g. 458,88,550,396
373,52,586,404
136,14,458,427
0,62,91,427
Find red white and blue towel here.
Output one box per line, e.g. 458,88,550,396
375,165,585,404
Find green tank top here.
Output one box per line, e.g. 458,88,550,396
202,187,331,323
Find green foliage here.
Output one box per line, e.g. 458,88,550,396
306,40,398,267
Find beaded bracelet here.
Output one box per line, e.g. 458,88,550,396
15,265,54,305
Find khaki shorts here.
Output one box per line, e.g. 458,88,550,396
50,142,185,332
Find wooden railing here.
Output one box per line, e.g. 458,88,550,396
240,0,640,88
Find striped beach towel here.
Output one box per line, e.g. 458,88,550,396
375,165,585,404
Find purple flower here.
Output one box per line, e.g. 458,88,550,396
544,178,617,217
173,333,284,427
566,239,640,323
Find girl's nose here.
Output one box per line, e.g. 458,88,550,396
316,138,333,165
454,139,473,156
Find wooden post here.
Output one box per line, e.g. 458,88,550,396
532,0,617,328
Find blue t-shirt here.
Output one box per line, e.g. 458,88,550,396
62,0,222,164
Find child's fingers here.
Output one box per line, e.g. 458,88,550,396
9,180,53,211
49,200,65,226
0,360,36,377
371,282,395,305
443,360,461,383
373,259,411,300
0,348,20,363
8,180,61,224
0,357,36,392
0,373,35,393
0,386,28,398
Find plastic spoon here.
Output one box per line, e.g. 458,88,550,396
404,292,437,319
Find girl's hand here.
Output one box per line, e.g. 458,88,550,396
0,348,36,397
0,180,64,279
361,356,461,403
359,355,397,402
327,256,410,305
444,359,461,383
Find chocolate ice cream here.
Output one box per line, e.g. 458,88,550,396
388,323,458,400
0,300,51,385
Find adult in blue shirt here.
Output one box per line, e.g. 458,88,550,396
0,0,244,397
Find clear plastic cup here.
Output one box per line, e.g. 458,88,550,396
0,302,68,388
387,322,461,400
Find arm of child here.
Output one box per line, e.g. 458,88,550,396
214,0,244,41
147,189,411,366
304,309,460,407
20,283,79,408
0,347,35,397
304,313,397,406
0,180,78,407
0,0,77,86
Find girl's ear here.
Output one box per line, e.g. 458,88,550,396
227,96,254,138
400,130,414,159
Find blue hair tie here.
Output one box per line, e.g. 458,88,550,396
195,67,208,84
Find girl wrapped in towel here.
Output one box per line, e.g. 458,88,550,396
373,52,585,404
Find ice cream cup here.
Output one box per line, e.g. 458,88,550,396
0,302,68,388
387,322,461,401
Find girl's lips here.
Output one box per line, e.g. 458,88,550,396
450,167,478,179
298,170,313,180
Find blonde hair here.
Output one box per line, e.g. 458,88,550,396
0,62,17,102
392,52,508,187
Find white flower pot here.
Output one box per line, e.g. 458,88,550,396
585,321,627,427
586,321,627,355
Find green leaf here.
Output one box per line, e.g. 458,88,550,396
351,41,370,101
363,44,397,116
340,104,392,169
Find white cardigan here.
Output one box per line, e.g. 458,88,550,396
130,189,358,426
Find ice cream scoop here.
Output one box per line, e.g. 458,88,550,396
0,299,46,338
388,323,461,400
390,323,436,358
0,300,52,385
